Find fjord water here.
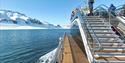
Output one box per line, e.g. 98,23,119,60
0,29,70,63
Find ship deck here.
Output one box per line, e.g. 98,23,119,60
61,35,89,63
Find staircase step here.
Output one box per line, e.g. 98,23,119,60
81,22,104,24
86,18,101,19
88,24,110,26
94,53,125,57
86,22,105,24
90,43,124,46
95,49,125,52
85,22,105,25
84,20,103,22
87,25,111,27
89,30,113,32
86,21,105,23
95,60,125,63
97,36,120,38
88,28,111,30
89,32,115,34
87,26,111,29
95,46,125,50
85,21,104,23
91,44,125,47
94,41,125,44
85,16,100,18
86,16,100,18
84,19,102,21
93,44,125,47
88,27,111,29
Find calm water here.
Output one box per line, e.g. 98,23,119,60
0,29,70,63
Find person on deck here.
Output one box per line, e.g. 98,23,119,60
70,11,75,20
88,0,94,16
123,4,125,17
108,4,116,16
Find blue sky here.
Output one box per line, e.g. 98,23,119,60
0,0,125,25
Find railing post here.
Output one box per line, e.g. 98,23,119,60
109,11,111,25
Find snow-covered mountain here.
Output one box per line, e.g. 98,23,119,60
60,24,71,29
0,10,61,29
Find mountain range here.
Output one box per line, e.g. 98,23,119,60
0,10,62,29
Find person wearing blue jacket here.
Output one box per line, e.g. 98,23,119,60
108,4,116,16
123,4,125,17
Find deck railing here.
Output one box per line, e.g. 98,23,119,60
51,33,66,63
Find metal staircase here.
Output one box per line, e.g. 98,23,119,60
45,4,125,63
66,4,125,63
83,16,125,63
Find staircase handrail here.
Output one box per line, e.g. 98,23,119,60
71,9,102,62
93,4,125,17
84,17,102,49
115,4,125,17
93,4,125,43
72,9,94,62
94,4,109,11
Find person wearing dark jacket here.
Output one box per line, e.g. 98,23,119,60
88,0,94,16
108,4,116,16
123,4,125,17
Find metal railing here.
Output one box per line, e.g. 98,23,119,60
74,10,94,63
94,4,108,11
84,17,102,50
51,33,66,63
115,4,125,16
93,4,114,25
70,4,125,63
83,16,104,63
93,4,125,42
93,4,125,17
71,9,103,63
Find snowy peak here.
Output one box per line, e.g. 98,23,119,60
0,10,62,29
0,10,29,21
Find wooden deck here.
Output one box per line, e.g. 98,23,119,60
62,35,73,63
62,35,89,63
